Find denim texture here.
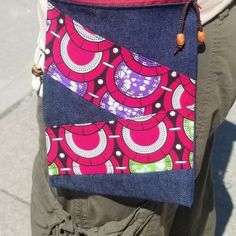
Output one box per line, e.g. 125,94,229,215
44,0,198,207
50,169,195,207
43,75,120,127
51,0,198,78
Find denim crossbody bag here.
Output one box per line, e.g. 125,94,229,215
34,0,204,207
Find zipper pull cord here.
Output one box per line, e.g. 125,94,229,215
175,0,206,55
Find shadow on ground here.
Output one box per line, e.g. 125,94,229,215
212,121,236,236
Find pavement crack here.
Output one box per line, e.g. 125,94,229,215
0,188,30,207
0,91,33,120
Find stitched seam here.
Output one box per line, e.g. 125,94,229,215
191,14,222,235
195,6,232,178
196,18,220,144
73,199,90,229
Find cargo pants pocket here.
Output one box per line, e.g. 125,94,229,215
31,149,72,236
84,201,177,236
31,149,177,236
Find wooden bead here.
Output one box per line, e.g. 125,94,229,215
198,31,206,44
32,65,43,77
176,33,185,46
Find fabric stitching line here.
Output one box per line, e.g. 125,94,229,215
49,109,194,132
196,18,220,148
73,199,90,230
49,163,193,172
48,161,181,168
192,4,221,220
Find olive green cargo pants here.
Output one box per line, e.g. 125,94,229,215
31,3,236,236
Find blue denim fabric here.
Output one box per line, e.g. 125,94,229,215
51,0,198,78
43,75,120,127
50,169,195,207
44,0,198,207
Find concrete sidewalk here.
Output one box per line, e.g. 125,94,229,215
0,1,235,235
0,0,38,115
0,94,38,235
0,0,38,235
